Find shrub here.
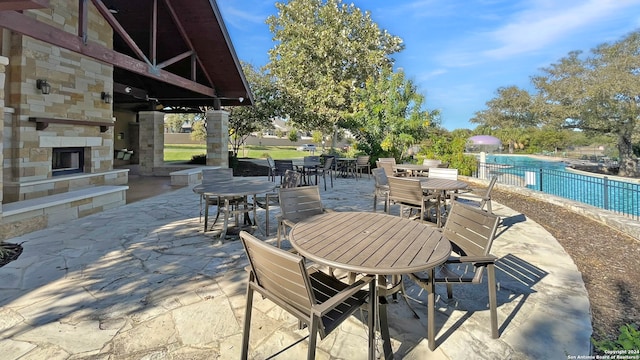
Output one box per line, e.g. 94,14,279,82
592,324,640,352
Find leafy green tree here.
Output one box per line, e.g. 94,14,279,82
419,132,477,176
190,120,206,143
164,113,194,133
532,31,640,176
227,62,283,156
471,86,538,154
288,129,299,143
344,68,436,161
267,0,404,148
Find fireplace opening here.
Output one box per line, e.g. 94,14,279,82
52,147,85,176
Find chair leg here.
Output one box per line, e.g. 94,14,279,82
308,317,319,360
373,193,378,212
487,263,499,339
427,268,437,351
241,283,255,360
276,222,283,248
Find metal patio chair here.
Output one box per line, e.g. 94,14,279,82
239,231,373,360
408,202,501,348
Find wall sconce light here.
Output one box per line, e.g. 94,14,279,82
101,91,112,104
36,79,51,95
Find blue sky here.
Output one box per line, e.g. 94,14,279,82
217,0,640,130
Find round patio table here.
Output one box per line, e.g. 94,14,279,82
420,178,469,226
290,211,451,359
193,178,276,240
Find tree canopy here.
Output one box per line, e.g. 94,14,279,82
472,30,640,176
227,62,284,156
532,31,640,176
266,0,404,140
344,67,436,161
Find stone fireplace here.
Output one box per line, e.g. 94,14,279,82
52,147,85,176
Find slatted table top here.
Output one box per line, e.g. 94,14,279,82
192,178,276,197
419,178,469,191
290,211,451,275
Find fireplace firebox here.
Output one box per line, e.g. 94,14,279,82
52,147,85,176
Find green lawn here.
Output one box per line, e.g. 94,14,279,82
164,144,316,162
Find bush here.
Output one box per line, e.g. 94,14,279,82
189,154,206,164
592,324,640,352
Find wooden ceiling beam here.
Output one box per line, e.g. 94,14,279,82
0,0,48,11
0,10,216,96
90,0,150,65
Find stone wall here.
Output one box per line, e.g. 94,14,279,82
4,0,114,185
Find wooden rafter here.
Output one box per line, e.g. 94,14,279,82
0,0,48,11
0,10,216,96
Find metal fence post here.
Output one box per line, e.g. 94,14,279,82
603,176,609,210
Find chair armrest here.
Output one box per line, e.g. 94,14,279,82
311,274,375,316
446,254,497,265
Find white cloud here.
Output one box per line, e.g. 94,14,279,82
483,0,640,59
217,3,268,31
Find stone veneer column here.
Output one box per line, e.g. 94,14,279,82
0,56,7,217
137,111,165,176
205,110,229,167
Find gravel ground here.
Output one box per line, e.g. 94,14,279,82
491,189,640,344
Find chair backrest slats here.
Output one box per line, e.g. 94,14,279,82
279,186,325,223
429,168,458,180
356,155,370,165
387,177,423,205
443,202,500,257
282,169,301,188
422,159,442,167
372,167,388,187
274,159,294,172
377,157,396,165
241,232,315,314
376,161,396,178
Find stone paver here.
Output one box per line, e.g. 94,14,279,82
0,175,592,359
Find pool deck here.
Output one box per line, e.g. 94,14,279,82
0,175,593,359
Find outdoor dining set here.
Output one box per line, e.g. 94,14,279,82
191,157,500,360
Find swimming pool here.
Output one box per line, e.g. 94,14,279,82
479,155,640,218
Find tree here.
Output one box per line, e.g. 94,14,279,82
532,31,640,176
190,120,206,143
164,113,193,133
470,86,538,154
266,0,404,148
227,62,283,156
344,67,435,161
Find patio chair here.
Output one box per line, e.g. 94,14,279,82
355,155,371,179
408,202,501,348
239,231,374,360
387,176,439,223
378,157,396,164
274,159,295,184
277,186,330,248
422,159,442,167
307,156,334,190
454,175,498,214
372,167,389,213
376,160,398,178
266,156,277,182
254,170,302,235
428,167,458,180
195,168,242,226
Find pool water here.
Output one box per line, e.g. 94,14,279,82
482,155,639,218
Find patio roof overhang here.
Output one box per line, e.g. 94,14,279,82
0,0,253,112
